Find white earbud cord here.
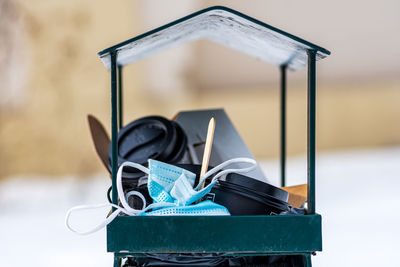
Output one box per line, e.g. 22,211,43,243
65,158,257,235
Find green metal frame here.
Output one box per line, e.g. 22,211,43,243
110,52,118,208
118,65,123,130
100,6,330,267
107,215,322,254
307,51,317,214
280,64,287,187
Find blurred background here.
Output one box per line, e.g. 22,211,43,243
0,0,399,266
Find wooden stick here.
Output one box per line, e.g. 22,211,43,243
198,117,215,190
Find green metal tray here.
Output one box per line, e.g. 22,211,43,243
107,215,322,255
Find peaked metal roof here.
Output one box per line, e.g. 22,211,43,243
99,6,330,71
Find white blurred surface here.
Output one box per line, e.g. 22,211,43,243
0,176,113,267
0,147,399,266
262,147,400,266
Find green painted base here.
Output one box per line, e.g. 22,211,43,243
107,214,322,255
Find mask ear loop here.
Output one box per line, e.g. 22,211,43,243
116,161,149,215
66,158,257,235
116,162,176,215
194,158,257,191
124,190,177,215
65,203,124,235
66,162,151,235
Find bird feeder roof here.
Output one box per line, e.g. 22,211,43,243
98,6,330,71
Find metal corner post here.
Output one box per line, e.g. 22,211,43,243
111,51,118,206
118,65,123,130
304,254,312,267
280,64,287,187
114,255,121,267
307,50,316,214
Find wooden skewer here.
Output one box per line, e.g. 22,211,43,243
198,117,215,190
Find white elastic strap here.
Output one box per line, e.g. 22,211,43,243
195,157,257,190
65,202,176,235
66,158,256,235
117,162,149,215
65,203,123,235
65,162,150,235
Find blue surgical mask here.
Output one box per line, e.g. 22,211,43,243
141,200,229,216
147,159,196,204
148,158,257,206
170,172,216,206
66,157,256,235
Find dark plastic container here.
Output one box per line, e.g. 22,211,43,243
209,173,290,215
225,173,289,202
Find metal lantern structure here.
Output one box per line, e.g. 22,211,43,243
98,6,330,267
